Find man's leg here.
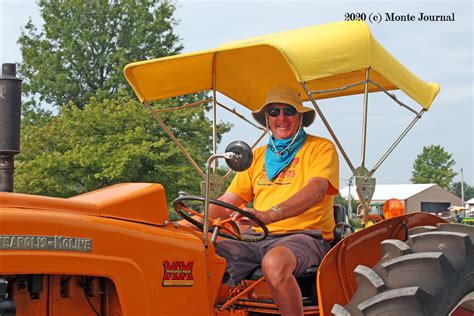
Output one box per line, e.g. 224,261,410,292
216,237,263,286
262,246,303,316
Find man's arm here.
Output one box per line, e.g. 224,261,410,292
239,177,329,224
208,191,247,219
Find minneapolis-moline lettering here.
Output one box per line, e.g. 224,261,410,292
0,235,92,252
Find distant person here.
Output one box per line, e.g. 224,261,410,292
454,211,463,223
382,198,404,219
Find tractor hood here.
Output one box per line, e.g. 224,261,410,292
0,183,169,226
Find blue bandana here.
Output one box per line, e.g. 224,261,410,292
264,128,307,180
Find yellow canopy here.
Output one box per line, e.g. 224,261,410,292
124,21,439,110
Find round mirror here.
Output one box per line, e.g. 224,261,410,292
225,141,253,172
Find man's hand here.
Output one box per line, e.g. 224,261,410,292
229,208,280,225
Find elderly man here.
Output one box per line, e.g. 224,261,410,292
211,85,339,316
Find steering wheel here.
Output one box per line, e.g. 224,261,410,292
173,194,268,242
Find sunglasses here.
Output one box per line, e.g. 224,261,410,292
266,106,297,117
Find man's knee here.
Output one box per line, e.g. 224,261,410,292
262,246,297,283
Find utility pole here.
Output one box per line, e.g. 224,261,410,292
347,177,353,218
461,167,465,206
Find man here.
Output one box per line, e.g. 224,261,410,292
211,85,339,316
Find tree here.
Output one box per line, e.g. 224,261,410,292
18,0,182,109
15,94,231,201
410,145,457,190
15,0,233,210
334,194,358,214
451,181,474,201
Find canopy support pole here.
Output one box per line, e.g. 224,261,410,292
144,102,205,179
368,80,420,115
310,79,421,116
360,69,370,169
212,55,218,174
310,81,366,94
369,109,426,176
216,101,265,131
151,98,211,113
302,82,356,173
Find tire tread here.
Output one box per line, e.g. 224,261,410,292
333,224,474,315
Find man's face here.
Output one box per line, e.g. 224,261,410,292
266,103,302,140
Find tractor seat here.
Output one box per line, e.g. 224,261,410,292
245,204,351,305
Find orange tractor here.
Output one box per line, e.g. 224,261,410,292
1,21,473,315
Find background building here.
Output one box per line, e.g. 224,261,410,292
340,183,462,215
466,198,474,211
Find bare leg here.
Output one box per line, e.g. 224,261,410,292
262,246,303,316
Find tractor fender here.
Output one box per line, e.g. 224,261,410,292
317,212,448,315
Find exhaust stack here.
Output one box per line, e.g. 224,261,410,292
0,63,22,192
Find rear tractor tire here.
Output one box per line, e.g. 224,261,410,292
332,223,474,315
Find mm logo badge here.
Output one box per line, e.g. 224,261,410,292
162,260,194,287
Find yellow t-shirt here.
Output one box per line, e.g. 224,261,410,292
227,135,339,240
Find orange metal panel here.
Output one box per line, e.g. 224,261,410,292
70,183,169,225
0,183,169,226
10,275,48,315
49,275,102,316
0,192,99,215
215,309,249,316
0,205,226,315
9,275,123,316
103,278,123,316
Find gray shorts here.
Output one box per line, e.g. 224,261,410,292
215,230,330,286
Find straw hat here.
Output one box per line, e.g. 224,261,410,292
252,86,315,127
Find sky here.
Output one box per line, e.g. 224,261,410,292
1,0,473,188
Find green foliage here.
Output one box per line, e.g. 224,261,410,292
334,194,348,208
410,145,457,190
334,194,358,216
15,95,231,203
168,167,236,222
335,195,363,228
21,100,54,127
168,211,181,221
451,181,474,201
18,0,182,109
